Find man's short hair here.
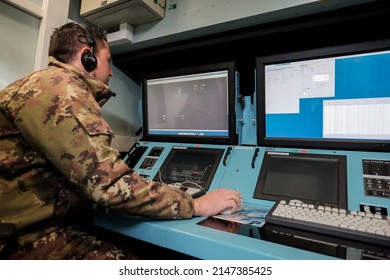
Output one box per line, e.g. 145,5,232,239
49,22,107,64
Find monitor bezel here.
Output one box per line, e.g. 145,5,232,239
141,61,237,145
256,39,390,152
253,152,348,209
153,147,225,192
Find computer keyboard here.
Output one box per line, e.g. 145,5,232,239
266,199,390,247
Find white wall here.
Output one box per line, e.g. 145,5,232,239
1,0,70,87
101,64,142,140
0,2,39,88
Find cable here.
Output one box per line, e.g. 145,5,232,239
157,169,205,191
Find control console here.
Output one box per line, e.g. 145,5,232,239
363,159,390,198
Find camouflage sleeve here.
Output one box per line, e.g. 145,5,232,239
72,112,194,219
13,71,194,220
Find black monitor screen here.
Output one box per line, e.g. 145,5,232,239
153,147,224,191
254,152,347,209
256,39,390,151
142,62,237,145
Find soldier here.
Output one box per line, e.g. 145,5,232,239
0,22,242,259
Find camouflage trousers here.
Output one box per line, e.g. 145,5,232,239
1,222,139,260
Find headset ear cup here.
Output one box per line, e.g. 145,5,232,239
81,51,97,72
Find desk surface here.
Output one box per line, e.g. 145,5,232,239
94,210,338,260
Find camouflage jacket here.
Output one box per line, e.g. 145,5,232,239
0,57,194,231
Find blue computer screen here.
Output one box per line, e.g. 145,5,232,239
257,40,390,151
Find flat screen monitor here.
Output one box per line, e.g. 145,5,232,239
256,39,390,151
142,62,237,145
253,152,347,209
153,147,224,192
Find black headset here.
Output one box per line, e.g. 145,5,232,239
79,24,97,72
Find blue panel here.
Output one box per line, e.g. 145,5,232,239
239,95,257,145
94,141,390,259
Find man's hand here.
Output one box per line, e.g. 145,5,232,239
193,188,243,217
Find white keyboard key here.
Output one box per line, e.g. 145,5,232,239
340,223,349,229
376,230,386,236
365,212,374,218
294,214,339,227
374,214,383,219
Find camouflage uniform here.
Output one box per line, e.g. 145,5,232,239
0,57,194,259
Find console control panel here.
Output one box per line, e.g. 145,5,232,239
363,159,390,198
139,147,165,169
